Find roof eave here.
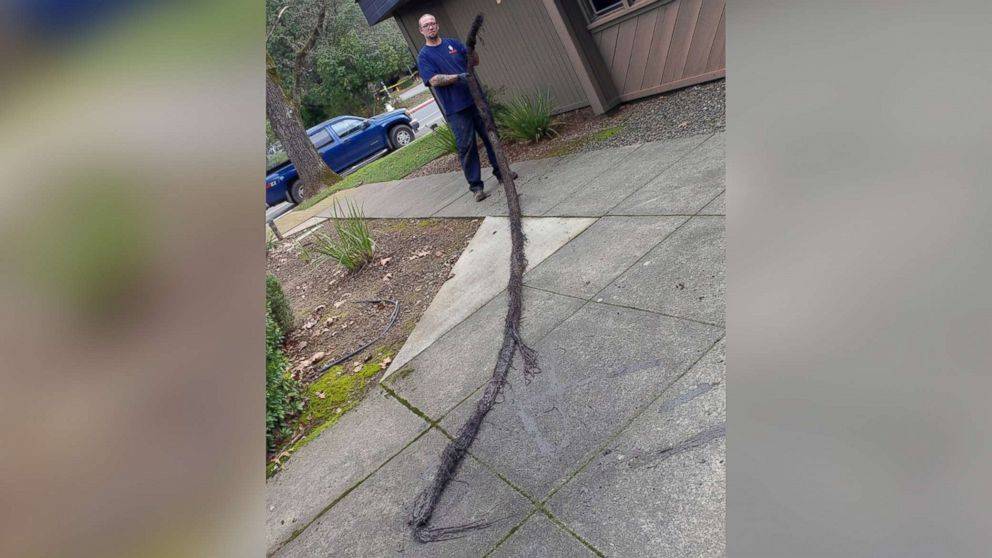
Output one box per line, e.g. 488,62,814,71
356,0,416,25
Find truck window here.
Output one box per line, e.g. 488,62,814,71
331,118,364,139
309,128,332,148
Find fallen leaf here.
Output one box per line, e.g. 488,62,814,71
309,351,325,364
379,257,392,266
313,304,326,313
315,391,326,399
434,250,443,257
302,320,316,330
383,273,393,282
379,356,393,369
334,300,346,308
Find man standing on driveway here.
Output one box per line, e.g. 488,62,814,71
416,13,513,202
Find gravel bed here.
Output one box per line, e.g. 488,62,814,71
584,79,725,151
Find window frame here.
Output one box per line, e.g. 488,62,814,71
586,0,626,18
582,0,672,29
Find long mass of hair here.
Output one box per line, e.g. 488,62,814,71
408,13,541,543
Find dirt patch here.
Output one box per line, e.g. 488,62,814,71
267,217,483,386
406,78,725,178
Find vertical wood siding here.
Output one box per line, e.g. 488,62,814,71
592,0,725,102
397,0,587,113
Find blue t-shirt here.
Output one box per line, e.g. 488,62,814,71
418,38,474,116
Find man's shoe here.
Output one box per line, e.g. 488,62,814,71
474,190,488,202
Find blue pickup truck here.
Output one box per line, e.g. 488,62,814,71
266,110,419,206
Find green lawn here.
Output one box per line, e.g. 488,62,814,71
296,132,453,211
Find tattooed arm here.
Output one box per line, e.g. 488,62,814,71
429,73,463,87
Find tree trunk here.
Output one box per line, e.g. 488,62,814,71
266,54,340,202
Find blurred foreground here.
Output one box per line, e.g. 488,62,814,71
0,2,264,556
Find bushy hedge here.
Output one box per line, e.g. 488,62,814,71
266,274,294,335
266,302,303,452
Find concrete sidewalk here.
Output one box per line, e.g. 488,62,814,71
267,133,726,557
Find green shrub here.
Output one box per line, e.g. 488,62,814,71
265,274,294,335
310,201,376,272
497,90,558,143
430,124,458,155
481,85,508,122
266,304,304,452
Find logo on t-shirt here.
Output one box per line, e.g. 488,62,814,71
448,44,457,55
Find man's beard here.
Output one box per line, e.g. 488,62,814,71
428,32,438,40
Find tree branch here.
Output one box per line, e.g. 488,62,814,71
266,5,291,42
291,0,328,104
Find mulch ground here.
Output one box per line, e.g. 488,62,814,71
267,217,482,386
406,78,725,179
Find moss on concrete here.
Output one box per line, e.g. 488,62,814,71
548,125,624,158
388,366,415,383
267,348,395,477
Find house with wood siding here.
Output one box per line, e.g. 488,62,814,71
356,0,725,115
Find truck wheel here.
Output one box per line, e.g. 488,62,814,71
389,125,415,150
287,180,304,205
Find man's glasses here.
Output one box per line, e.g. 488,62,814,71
420,22,438,29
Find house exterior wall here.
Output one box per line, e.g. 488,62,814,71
383,0,725,115
589,0,725,102
394,0,588,114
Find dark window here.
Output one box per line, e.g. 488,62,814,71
588,0,623,16
584,0,653,23
309,129,332,148
332,118,364,139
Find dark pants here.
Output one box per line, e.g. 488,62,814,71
447,104,502,193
